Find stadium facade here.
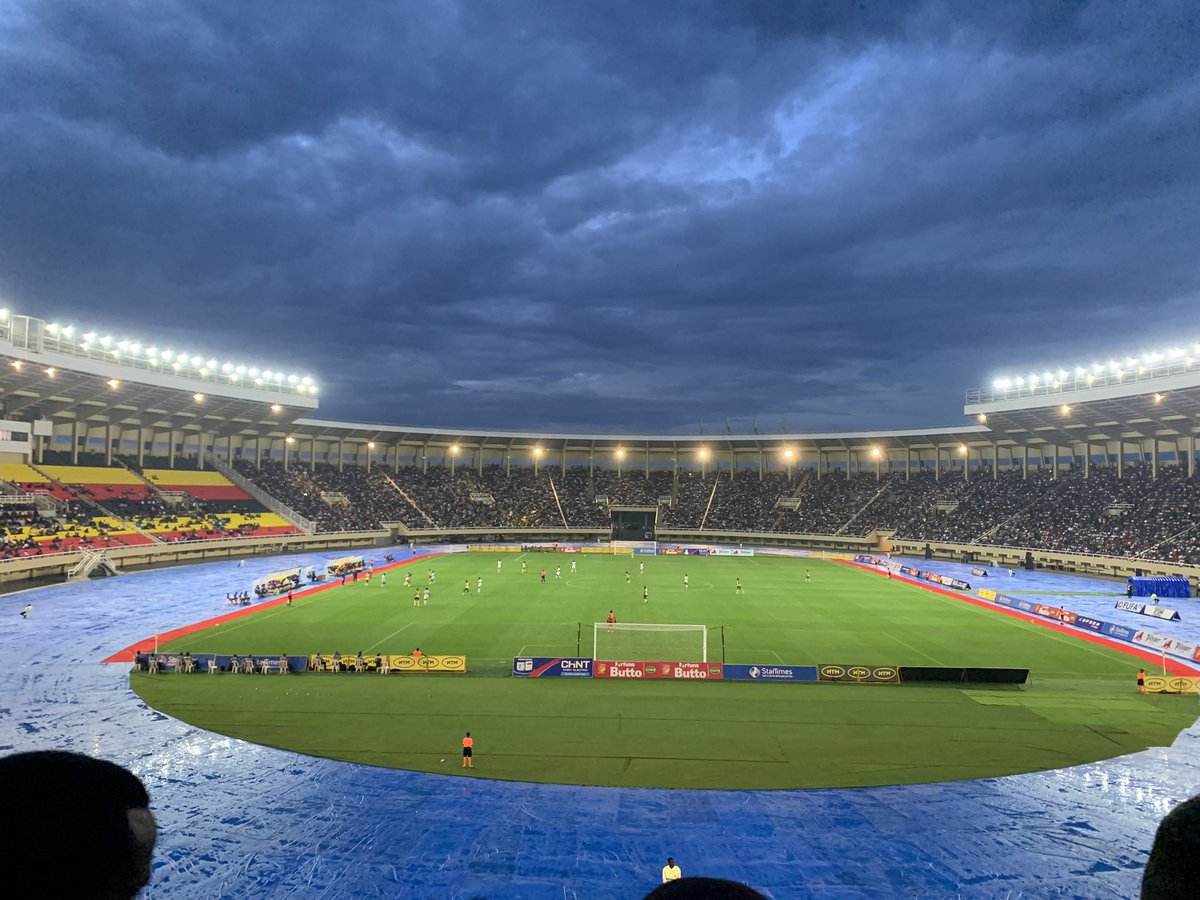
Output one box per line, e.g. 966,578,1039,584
2,307,1199,586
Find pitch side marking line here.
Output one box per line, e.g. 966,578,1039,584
884,632,945,666
364,622,413,652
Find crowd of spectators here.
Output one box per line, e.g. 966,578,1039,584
221,458,1200,565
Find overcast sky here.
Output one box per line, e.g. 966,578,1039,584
1,1,1197,434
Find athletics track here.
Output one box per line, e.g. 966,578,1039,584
2,545,1199,898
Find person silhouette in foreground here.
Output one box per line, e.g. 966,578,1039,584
0,749,157,898
1142,792,1200,899
644,876,768,899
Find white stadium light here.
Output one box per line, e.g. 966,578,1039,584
236,365,246,375
301,376,312,385
100,335,112,348
190,355,203,367
1015,377,1025,387
254,377,264,386
1074,367,1086,377
1057,369,1069,380
146,346,159,358
0,308,8,320
206,358,218,370
83,332,96,342
62,325,74,338
248,368,260,378
117,340,129,351
47,323,59,334
287,374,298,384
221,362,233,373
172,362,183,371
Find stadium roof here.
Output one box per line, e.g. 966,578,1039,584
3,307,1199,455
965,367,1200,449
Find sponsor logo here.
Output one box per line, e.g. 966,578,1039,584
1116,600,1145,613
612,668,643,678
749,666,761,678
673,666,707,679
515,658,532,672
820,665,846,678
562,659,589,670
848,666,871,679
872,667,897,680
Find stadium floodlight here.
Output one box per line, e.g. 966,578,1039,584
117,339,129,351
46,322,59,334
1154,393,1164,403
107,378,120,389
62,325,74,338
1057,369,1069,380
1074,367,1086,377
254,377,263,386
301,376,312,385
533,446,543,456
449,444,459,454
1169,347,1185,359
248,367,259,377
83,332,96,342
193,393,204,403
615,447,626,460
1061,404,1071,415
221,362,233,373
172,362,183,371
285,436,295,444
977,414,987,423
261,370,272,381
45,367,56,378
274,372,283,382
0,308,8,320
958,445,967,455
205,358,217,370
1029,374,1038,386
99,335,112,348
270,403,282,413
129,342,140,355
190,355,203,367
10,360,22,370
310,385,318,395
871,446,881,458
697,447,709,460
287,374,298,384
236,365,246,375
1015,377,1024,387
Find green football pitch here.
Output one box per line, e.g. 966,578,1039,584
131,553,1198,790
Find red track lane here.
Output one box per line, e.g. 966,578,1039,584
103,553,442,663
839,560,1200,676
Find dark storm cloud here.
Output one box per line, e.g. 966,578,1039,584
1,0,1198,433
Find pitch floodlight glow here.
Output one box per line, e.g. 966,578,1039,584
45,367,55,378
449,444,458,454
301,376,312,385
193,393,204,402
871,446,881,458
1074,367,1086,377
221,362,233,373
236,365,246,375
1015,377,1025,387
172,362,182,371
285,436,295,445
46,322,59,334
287,374,298,384
1029,375,1039,386
10,360,22,370
248,367,260,378
254,377,263,385
977,414,987,423
261,370,272,381
83,332,96,342
99,335,112,348
1061,404,1071,415
117,339,129,351
190,355,203,367
270,404,282,413
1154,393,1164,403
62,325,74,338
0,308,8,320
107,378,119,389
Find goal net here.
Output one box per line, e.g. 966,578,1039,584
593,623,707,662
610,540,655,555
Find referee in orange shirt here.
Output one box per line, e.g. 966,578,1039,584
462,732,474,768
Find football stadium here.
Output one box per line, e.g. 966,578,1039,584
3,308,1200,897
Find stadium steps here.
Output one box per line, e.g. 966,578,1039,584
771,470,812,531
835,480,892,536
204,454,316,533
380,473,438,528
547,475,569,527
698,475,721,530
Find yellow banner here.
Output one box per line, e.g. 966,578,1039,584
1143,675,1200,695
978,588,997,601
307,654,466,673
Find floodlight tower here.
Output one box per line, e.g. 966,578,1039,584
615,446,625,478
783,447,794,480
449,444,459,476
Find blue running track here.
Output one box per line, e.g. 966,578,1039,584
2,548,1198,898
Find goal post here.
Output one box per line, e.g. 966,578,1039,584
592,622,708,662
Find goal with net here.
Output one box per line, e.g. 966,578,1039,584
592,622,708,662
